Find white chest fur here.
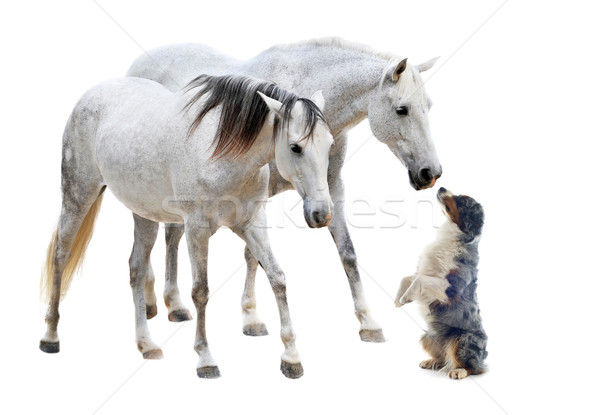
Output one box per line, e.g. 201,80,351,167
417,221,464,278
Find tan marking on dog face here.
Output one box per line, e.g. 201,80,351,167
442,195,463,228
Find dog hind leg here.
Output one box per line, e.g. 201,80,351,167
420,333,446,370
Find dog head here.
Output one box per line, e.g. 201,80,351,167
437,187,484,243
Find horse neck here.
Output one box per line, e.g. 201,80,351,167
247,43,389,136
321,56,384,136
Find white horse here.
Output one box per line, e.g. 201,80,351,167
127,37,442,342
39,74,333,379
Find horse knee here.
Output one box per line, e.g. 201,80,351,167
244,247,258,269
267,271,287,295
191,284,209,307
129,260,146,288
341,253,358,274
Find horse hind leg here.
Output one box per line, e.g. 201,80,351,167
163,223,193,322
40,110,107,353
130,214,162,359
241,245,269,336
185,218,220,378
40,184,106,353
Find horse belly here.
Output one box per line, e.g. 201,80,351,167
109,183,184,224
96,134,183,223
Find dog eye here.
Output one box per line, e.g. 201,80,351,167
396,106,409,116
290,144,302,154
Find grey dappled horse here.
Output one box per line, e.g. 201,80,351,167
40,74,333,378
127,37,443,342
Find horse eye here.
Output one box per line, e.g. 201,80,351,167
290,144,302,154
396,106,409,116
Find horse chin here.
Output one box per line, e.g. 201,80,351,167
303,215,329,229
305,218,317,229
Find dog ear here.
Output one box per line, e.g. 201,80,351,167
458,198,484,243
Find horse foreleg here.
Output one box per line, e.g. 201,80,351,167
164,223,192,322
185,218,219,379
241,245,269,336
234,213,303,379
328,176,385,343
130,214,162,359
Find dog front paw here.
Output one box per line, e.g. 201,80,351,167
448,368,468,380
395,294,413,307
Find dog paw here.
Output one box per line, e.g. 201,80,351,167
395,295,413,307
419,359,444,370
448,368,468,380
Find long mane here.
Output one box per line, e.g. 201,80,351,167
183,75,327,159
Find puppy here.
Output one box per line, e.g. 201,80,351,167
395,187,487,379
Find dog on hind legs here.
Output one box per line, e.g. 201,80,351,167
395,187,488,380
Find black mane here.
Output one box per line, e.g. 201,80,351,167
183,74,327,159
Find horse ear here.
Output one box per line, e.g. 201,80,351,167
415,57,440,73
391,58,408,82
257,91,284,116
310,90,325,111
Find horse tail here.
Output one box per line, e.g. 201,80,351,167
41,192,105,301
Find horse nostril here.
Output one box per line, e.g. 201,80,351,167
312,211,320,223
420,168,433,183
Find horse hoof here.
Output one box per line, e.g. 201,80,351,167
280,361,304,379
40,340,60,354
242,323,269,336
197,366,221,379
168,309,193,322
142,349,164,360
146,304,158,319
359,328,386,343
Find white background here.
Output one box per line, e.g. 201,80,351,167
1,1,598,414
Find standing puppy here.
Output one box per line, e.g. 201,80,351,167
395,187,487,379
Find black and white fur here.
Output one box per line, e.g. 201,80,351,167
395,187,487,379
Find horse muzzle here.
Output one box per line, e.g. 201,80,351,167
408,166,442,190
303,200,332,228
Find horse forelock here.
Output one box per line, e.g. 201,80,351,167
276,96,329,144
184,75,326,159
